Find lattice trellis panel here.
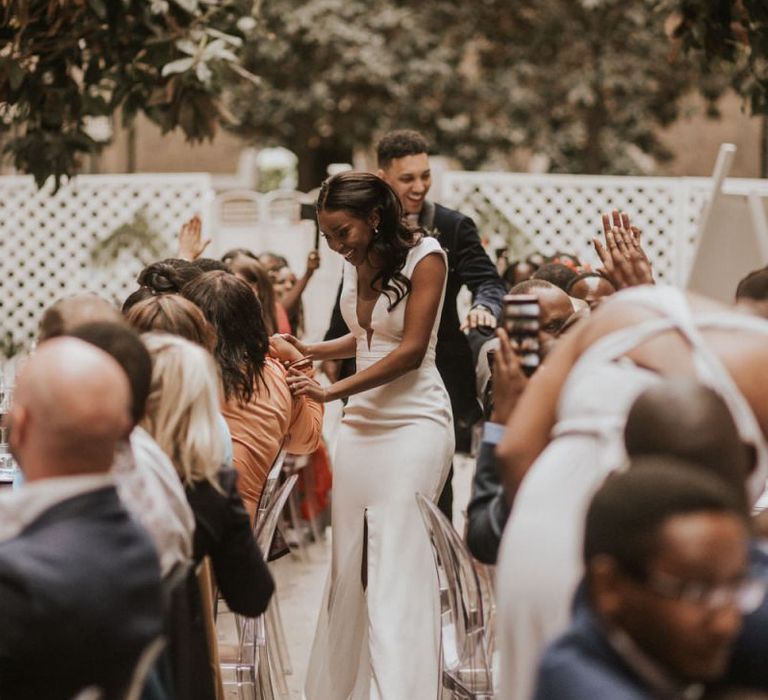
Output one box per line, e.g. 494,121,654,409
0,174,213,349
440,172,768,287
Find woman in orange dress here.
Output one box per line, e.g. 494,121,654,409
183,270,324,518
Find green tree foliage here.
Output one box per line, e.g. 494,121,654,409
226,0,490,188
0,0,257,186
668,0,768,114
468,0,723,174
228,0,720,185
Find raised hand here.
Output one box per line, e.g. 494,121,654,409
306,250,320,275
178,214,211,261
491,328,528,424
593,209,654,290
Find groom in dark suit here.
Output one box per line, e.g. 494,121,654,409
324,130,506,518
0,337,163,700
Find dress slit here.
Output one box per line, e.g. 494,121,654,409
361,509,368,591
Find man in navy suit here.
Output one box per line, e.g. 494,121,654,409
324,130,506,517
534,463,757,700
0,338,163,700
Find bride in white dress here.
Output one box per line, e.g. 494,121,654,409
284,172,454,699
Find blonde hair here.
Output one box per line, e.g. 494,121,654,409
140,332,225,487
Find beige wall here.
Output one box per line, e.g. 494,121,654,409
100,114,246,174
61,92,768,180
657,93,762,178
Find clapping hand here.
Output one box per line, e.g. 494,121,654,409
178,215,211,261
490,328,528,425
593,210,654,290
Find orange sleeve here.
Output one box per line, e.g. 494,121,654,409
284,369,324,454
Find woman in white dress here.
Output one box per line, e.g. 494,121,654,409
284,172,454,699
494,282,768,700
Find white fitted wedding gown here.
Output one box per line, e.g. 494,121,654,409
495,285,768,700
305,236,454,699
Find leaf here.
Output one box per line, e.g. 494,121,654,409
161,57,195,76
86,0,107,19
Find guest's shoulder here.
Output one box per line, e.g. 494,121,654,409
535,631,650,700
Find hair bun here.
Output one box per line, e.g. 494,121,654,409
137,259,197,294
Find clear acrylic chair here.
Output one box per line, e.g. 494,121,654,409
416,493,495,700
282,453,321,562
219,474,297,700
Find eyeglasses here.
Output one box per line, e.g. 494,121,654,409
638,570,767,614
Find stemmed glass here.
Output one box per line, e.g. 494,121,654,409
0,373,17,482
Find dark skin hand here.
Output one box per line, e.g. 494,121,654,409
593,209,654,289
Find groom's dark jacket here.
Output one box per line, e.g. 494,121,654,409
324,200,505,443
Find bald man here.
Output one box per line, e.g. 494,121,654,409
0,338,163,700
38,297,195,576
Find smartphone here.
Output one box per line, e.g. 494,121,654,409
503,294,540,376
300,203,321,250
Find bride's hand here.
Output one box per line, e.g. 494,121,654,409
269,334,304,364
286,368,328,402
278,334,312,358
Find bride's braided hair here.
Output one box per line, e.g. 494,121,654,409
317,172,419,311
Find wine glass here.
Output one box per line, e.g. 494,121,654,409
0,377,17,482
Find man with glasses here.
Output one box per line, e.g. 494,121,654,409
534,461,763,699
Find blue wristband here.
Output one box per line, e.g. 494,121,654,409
482,421,506,446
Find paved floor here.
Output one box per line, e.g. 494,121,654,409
219,453,475,699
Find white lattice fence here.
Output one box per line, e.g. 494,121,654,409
0,174,213,349
441,172,768,286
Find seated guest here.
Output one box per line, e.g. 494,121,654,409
566,272,617,310
506,279,574,342
38,292,124,338
532,261,578,292
534,463,757,700
140,332,274,616
0,338,163,699
183,271,324,517
624,378,752,507
222,249,289,335
122,258,200,312
124,294,217,352
64,321,195,576
502,258,538,290
123,294,234,469
735,267,768,319
140,332,274,700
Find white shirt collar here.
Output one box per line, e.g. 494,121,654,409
0,472,115,542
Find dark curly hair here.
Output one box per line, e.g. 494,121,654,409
181,271,269,404
377,130,429,168
317,171,419,311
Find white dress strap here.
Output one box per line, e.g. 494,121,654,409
570,285,768,505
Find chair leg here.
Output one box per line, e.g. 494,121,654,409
287,486,308,562
267,597,293,675
266,631,289,699
302,464,323,546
